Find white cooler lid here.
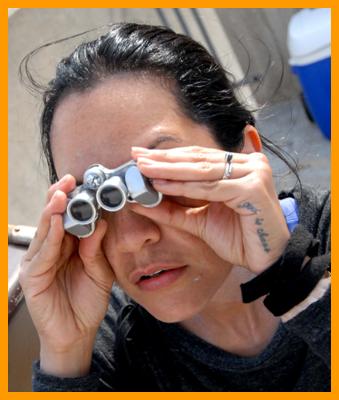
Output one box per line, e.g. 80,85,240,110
288,8,331,65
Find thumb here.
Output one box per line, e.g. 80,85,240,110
79,219,115,285
130,199,208,238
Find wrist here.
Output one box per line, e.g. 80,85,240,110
240,225,330,316
255,229,291,274
40,335,96,378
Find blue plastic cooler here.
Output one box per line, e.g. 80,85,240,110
288,8,331,139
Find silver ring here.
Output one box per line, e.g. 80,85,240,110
223,162,233,179
225,152,233,163
222,152,233,179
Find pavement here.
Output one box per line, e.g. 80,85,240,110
256,97,330,192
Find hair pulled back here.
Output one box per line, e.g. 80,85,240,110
21,22,297,184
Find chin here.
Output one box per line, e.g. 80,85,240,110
141,300,204,324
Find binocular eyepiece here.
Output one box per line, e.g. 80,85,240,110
63,161,162,238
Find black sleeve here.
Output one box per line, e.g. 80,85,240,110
32,286,129,392
291,186,331,256
281,186,331,367
283,285,330,368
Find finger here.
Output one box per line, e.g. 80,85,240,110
151,173,276,216
24,190,68,261
58,232,78,266
151,177,250,203
28,174,76,260
45,174,76,204
23,214,65,278
79,219,115,288
137,158,253,181
132,146,249,164
130,199,207,238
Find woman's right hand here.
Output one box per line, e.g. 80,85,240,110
19,175,115,377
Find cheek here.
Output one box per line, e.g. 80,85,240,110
101,222,120,269
134,266,232,323
100,217,232,320
100,215,138,286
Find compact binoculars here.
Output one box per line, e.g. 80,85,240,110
63,160,162,238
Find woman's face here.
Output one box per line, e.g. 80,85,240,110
51,76,233,323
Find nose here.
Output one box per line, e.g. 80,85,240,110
105,206,161,253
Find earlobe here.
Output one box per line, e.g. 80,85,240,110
242,125,263,153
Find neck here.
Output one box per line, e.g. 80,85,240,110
180,266,281,357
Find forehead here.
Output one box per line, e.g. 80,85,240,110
50,76,218,181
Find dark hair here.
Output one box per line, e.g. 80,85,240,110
20,22,298,184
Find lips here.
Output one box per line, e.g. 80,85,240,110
130,263,187,285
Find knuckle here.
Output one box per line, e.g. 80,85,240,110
193,152,207,162
191,146,204,153
249,152,268,163
244,175,261,193
200,180,219,193
18,255,34,287
198,161,213,174
249,153,272,180
256,161,271,175
80,251,97,265
255,162,273,184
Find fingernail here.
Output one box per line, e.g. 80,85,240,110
52,190,60,200
137,157,154,164
58,174,70,184
53,189,66,200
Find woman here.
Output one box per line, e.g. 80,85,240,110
19,23,330,391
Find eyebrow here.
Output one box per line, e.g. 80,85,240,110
75,135,182,185
147,135,183,149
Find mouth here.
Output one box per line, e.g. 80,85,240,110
139,269,166,281
131,264,188,291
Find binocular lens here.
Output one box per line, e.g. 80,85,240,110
69,200,94,222
99,187,124,208
96,176,127,211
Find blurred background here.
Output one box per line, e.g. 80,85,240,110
8,8,331,391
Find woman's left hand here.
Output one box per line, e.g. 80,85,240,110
131,146,290,275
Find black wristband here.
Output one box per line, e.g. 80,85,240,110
240,225,318,303
263,253,330,316
240,224,330,316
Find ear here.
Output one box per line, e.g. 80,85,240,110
241,125,262,154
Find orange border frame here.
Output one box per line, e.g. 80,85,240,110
3,3,336,399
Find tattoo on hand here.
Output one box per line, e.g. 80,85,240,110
255,218,271,253
238,202,260,214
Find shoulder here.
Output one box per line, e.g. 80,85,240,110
279,184,330,254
